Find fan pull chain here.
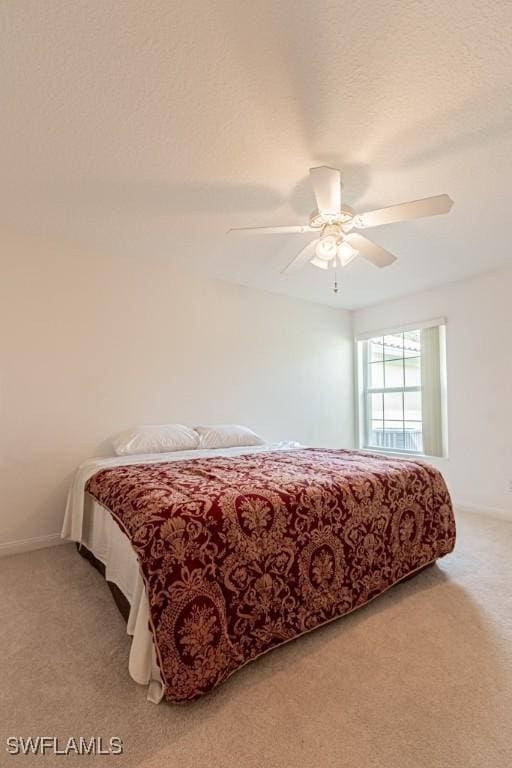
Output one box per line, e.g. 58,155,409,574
333,262,339,294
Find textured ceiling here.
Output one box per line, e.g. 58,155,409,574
1,0,512,308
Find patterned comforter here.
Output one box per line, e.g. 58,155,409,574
85,448,455,702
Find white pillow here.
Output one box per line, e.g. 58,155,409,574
194,424,266,450
111,424,199,457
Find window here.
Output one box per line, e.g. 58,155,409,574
357,321,447,457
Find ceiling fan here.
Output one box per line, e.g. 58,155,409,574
227,167,454,279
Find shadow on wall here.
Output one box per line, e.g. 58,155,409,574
94,438,116,458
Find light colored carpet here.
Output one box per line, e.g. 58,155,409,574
0,510,511,768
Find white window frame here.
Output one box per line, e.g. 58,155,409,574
361,341,422,455
355,318,448,459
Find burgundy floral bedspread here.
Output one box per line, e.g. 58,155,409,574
85,448,455,702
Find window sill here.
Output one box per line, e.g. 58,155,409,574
359,447,449,462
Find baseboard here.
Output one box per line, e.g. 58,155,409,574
455,502,512,523
0,533,67,557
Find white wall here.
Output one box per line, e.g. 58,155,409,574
0,233,354,548
4,229,508,549
353,265,512,519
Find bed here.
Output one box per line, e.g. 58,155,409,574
61,442,456,703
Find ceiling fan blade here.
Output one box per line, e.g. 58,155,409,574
309,166,341,216
357,194,454,229
227,224,313,235
346,233,397,268
282,240,319,274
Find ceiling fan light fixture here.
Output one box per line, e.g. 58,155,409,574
338,240,359,266
310,255,330,270
227,166,454,283
315,234,338,261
